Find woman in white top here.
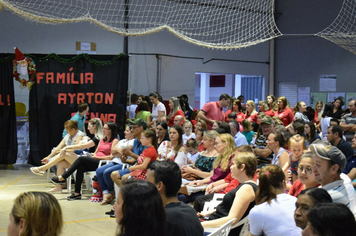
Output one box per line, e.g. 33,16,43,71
320,103,334,139
96,125,135,202
249,165,301,236
30,120,87,173
30,120,89,192
158,125,187,168
148,92,166,127
293,101,309,123
266,131,289,168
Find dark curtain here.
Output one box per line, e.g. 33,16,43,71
29,54,128,166
0,55,17,164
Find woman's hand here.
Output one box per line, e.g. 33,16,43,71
205,183,214,193
122,149,132,157
182,165,193,173
188,180,202,186
41,157,49,164
197,212,209,218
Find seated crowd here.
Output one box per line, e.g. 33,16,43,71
24,92,356,236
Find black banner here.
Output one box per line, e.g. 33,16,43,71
0,55,17,165
28,54,128,165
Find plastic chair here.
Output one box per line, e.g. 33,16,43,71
15,102,26,117
231,215,249,236
201,193,225,215
84,160,112,192
208,218,237,236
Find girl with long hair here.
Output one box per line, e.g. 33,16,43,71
167,97,184,127
114,179,166,236
276,96,294,127
225,99,245,123
249,165,301,236
304,121,321,144
158,125,187,168
245,100,258,123
293,101,309,123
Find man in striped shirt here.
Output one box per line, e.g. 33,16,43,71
310,141,355,215
340,99,356,144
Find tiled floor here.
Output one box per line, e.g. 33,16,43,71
0,164,117,236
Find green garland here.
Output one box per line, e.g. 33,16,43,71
0,53,126,65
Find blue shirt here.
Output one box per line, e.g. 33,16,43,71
133,138,147,156
62,112,86,138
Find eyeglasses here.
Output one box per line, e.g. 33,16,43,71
298,166,313,175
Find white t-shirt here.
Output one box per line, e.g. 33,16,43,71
182,133,196,145
152,102,166,121
126,104,138,119
249,193,301,236
112,139,135,164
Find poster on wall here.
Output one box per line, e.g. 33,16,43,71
298,87,310,106
346,93,356,105
310,93,326,108
319,75,337,91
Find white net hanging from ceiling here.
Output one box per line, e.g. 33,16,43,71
0,0,282,49
316,0,356,55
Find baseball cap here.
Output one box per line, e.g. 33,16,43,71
129,118,147,130
309,141,346,171
261,116,273,125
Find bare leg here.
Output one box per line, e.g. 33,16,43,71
111,171,122,188
37,152,78,172
50,160,71,191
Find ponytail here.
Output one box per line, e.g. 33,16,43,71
255,165,285,205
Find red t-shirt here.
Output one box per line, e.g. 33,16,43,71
130,146,157,177
246,112,258,123
264,109,275,117
276,108,294,127
201,101,225,130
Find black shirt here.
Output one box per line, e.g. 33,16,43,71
165,202,204,236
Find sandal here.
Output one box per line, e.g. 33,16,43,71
100,195,115,205
30,167,45,176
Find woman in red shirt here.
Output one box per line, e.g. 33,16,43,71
167,97,184,127
276,96,294,127
225,99,245,123
245,100,258,123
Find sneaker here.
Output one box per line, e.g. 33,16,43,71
67,193,82,201
51,176,66,185
105,209,114,215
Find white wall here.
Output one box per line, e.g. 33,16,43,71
4,1,355,107
274,0,356,96
0,8,270,105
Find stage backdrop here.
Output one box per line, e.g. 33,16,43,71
28,54,128,165
0,54,17,164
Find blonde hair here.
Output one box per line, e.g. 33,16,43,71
197,119,207,130
233,152,257,178
214,133,236,172
245,100,257,115
288,134,306,150
11,192,63,236
89,118,104,139
183,120,192,129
